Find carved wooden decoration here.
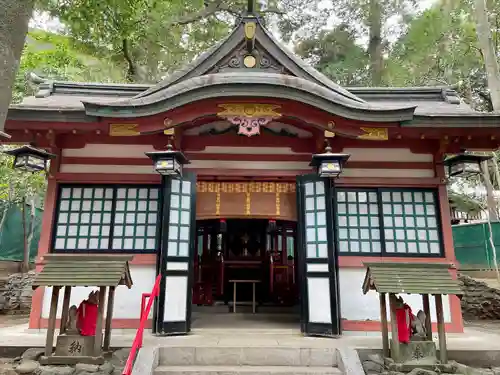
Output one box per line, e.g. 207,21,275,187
196,181,296,220
244,21,256,53
217,104,282,137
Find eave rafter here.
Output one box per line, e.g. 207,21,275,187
6,99,500,155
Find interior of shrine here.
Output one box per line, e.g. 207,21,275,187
191,218,300,329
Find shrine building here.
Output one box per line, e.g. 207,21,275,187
5,10,500,337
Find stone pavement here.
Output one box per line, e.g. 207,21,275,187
0,323,499,351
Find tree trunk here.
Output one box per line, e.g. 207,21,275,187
26,197,36,269
368,0,383,86
482,160,499,221
21,197,29,273
0,0,34,134
475,0,500,111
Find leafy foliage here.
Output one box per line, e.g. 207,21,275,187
12,29,126,103
294,25,370,86
0,146,47,207
34,0,331,83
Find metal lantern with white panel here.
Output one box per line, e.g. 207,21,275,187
443,153,492,178
3,144,56,173
145,145,190,176
310,144,350,178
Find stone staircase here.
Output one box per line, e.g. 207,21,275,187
152,346,344,375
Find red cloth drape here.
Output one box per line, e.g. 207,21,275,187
76,300,98,336
395,304,413,343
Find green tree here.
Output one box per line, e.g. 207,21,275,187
0,146,48,271
385,0,495,111
330,0,419,86
36,0,332,83
12,30,126,103
294,25,370,86
0,0,34,135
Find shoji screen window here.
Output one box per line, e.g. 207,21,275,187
54,187,113,251
53,185,160,253
337,190,382,254
112,187,159,251
381,190,441,255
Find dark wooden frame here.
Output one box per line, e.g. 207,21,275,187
52,183,162,254
296,174,341,337
335,187,445,258
156,172,197,335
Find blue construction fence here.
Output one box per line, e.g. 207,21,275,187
0,203,43,262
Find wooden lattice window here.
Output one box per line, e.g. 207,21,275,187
336,188,443,257
337,190,382,254
111,187,159,251
166,179,193,257
54,185,160,253
304,181,329,258
381,190,441,255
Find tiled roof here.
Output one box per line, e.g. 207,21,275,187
362,262,463,296
32,254,133,289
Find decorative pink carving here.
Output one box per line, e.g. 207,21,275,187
226,116,275,137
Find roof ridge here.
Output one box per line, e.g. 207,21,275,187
132,16,365,104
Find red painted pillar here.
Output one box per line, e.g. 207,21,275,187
29,148,60,329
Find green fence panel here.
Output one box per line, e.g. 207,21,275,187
0,204,43,262
452,222,500,269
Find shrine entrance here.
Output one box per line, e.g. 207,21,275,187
191,218,301,329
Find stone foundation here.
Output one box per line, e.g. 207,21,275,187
459,275,500,320
0,347,129,375
0,271,36,313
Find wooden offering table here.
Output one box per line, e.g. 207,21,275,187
229,279,261,313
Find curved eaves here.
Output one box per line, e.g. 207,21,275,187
256,26,364,104
83,73,416,123
134,17,366,105
134,24,242,99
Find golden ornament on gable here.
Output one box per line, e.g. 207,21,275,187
243,55,257,68
244,22,256,39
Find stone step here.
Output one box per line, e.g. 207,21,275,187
155,365,342,375
159,347,338,367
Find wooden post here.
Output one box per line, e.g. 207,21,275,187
233,282,237,313
435,294,448,363
103,286,115,351
94,287,107,356
389,293,400,361
45,286,60,356
422,294,432,341
59,286,72,334
252,282,256,314
379,293,390,357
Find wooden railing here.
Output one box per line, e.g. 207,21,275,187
122,274,161,375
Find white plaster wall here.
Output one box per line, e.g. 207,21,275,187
41,265,156,320
342,148,433,162
339,268,451,323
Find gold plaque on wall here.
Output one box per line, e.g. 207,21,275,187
109,124,140,136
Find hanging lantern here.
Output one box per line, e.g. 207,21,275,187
443,153,492,178
3,144,56,173
219,219,227,233
145,144,190,176
310,142,350,178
